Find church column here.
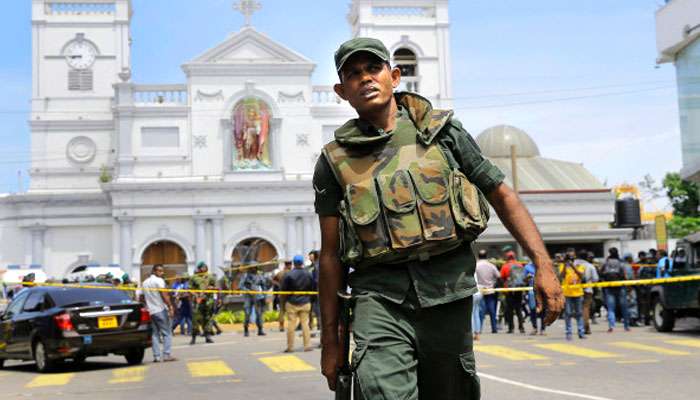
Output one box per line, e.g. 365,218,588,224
114,83,134,177
118,217,134,279
210,217,224,272
29,225,46,267
285,215,296,259
303,215,313,254
194,217,206,264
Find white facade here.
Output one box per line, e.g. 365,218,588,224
656,0,700,182
0,0,628,281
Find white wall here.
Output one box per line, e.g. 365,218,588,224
43,225,113,278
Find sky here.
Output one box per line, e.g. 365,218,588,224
0,0,680,210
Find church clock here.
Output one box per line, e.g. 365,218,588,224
64,36,97,70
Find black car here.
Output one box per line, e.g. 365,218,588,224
0,285,151,372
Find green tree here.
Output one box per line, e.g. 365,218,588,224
667,217,700,238
662,172,700,217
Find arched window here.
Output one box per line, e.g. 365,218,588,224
229,237,278,289
232,98,272,170
393,48,419,93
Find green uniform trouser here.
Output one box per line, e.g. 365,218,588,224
351,293,480,400
192,301,214,336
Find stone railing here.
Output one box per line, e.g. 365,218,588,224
398,76,421,93
311,86,341,105
132,84,188,105
45,2,116,14
372,7,434,17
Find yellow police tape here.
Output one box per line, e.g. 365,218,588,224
4,273,699,296
486,274,700,293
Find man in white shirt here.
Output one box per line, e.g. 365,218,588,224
574,249,599,335
476,249,501,334
141,264,177,362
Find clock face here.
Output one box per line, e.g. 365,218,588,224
64,40,97,70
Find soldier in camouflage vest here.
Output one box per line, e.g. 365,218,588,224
189,262,217,345
315,37,566,400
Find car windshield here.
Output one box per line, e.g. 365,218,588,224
48,287,132,307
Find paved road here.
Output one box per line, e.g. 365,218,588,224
1,318,699,400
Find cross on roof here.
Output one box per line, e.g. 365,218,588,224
233,0,262,27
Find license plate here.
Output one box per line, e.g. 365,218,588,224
97,316,118,329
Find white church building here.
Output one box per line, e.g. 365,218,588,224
0,0,631,282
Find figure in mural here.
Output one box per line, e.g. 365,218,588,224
233,98,271,169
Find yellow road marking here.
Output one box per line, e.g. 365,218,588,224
26,373,75,388
252,351,274,356
186,356,220,361
559,361,577,366
109,366,147,384
188,378,241,385
665,339,700,349
616,359,659,364
534,343,619,358
476,345,548,361
258,355,316,373
611,341,690,356
187,361,235,378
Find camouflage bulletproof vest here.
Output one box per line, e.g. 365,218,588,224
323,93,489,268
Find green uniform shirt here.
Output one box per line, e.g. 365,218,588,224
313,107,505,308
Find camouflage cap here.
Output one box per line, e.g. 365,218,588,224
334,37,390,72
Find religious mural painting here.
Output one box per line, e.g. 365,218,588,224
232,98,272,170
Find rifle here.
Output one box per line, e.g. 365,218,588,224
336,292,354,400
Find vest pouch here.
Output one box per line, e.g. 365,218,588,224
345,179,391,259
449,169,489,240
376,170,423,250
408,163,457,241
338,200,363,265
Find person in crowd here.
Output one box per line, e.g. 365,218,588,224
500,250,526,334
308,250,321,331
524,259,546,335
648,248,659,263
635,251,654,325
600,247,630,332
117,274,136,300
281,255,314,352
141,264,177,362
272,260,292,332
553,253,565,266
585,251,603,324
622,253,640,327
637,251,647,264
559,250,586,340
574,249,598,335
239,265,269,337
190,263,218,344
171,276,193,335
475,249,500,334
472,274,483,341
656,249,673,278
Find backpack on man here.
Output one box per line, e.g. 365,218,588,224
507,264,526,287
601,259,625,282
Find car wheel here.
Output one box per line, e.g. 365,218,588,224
652,296,675,332
72,355,86,365
124,348,145,365
33,341,55,373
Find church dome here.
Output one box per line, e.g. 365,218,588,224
476,125,540,158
